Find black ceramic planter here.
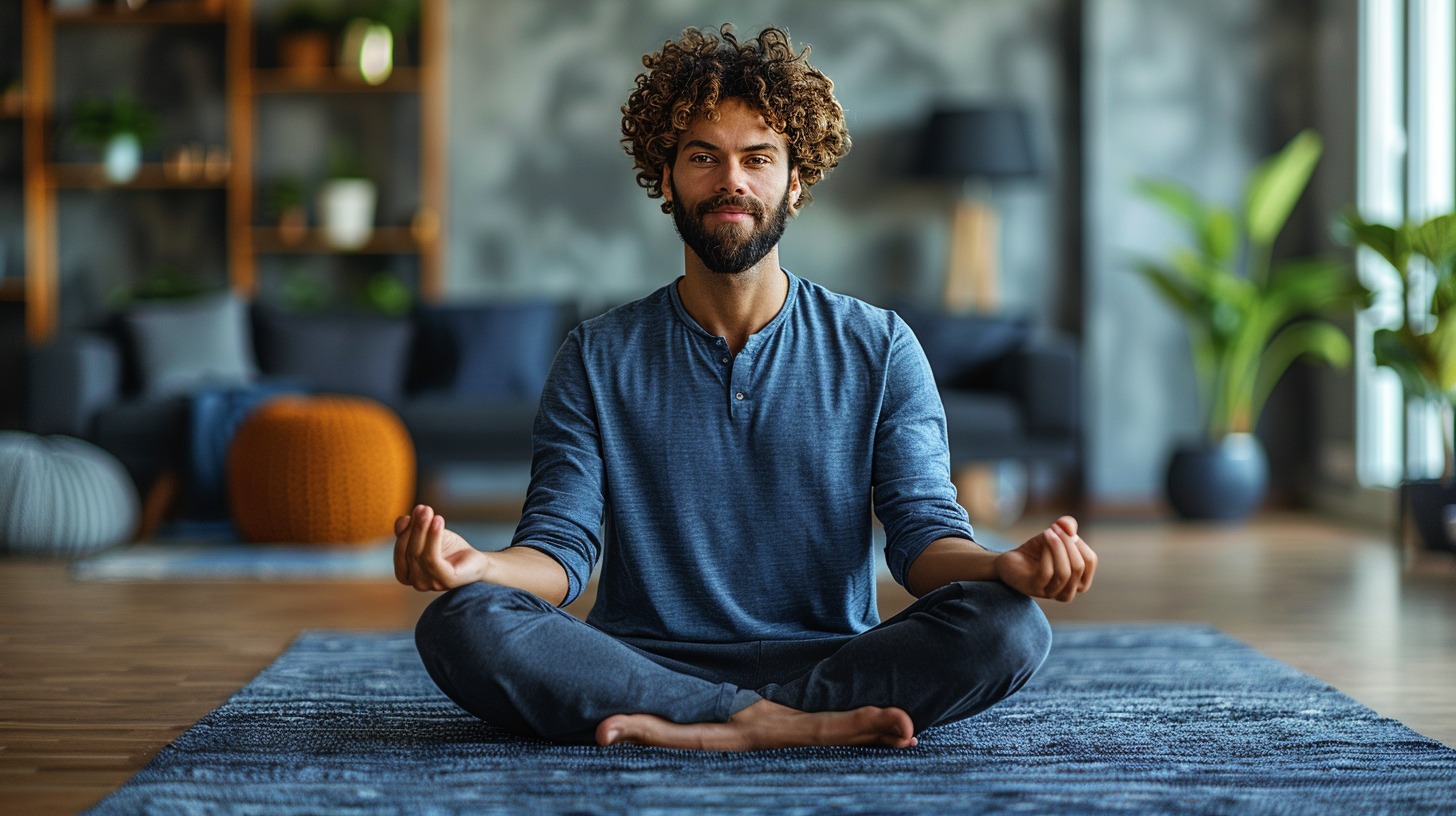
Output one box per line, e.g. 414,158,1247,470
1398,479,1456,554
1165,433,1269,521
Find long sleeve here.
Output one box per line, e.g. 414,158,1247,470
873,315,976,588
511,330,606,606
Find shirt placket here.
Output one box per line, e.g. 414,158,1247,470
728,345,753,420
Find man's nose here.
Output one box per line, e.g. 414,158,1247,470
716,164,749,196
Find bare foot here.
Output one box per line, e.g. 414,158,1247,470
595,699,917,751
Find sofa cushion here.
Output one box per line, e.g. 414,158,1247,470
413,301,564,399
397,396,541,465
256,311,413,402
124,293,257,398
894,304,1032,388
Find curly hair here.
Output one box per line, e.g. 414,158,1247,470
621,24,851,213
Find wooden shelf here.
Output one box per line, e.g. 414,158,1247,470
252,226,421,255
51,2,225,26
47,163,230,190
16,0,447,342
252,68,422,95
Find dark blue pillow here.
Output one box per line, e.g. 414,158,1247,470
430,302,564,399
257,311,414,402
894,304,1032,387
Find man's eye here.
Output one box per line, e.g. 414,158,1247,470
690,154,715,164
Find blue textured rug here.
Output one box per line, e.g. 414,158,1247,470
84,625,1456,815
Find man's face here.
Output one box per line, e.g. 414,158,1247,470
663,98,801,275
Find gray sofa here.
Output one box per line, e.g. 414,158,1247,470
26,294,575,507
893,304,1080,470
26,295,1078,512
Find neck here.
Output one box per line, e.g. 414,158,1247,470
677,248,787,354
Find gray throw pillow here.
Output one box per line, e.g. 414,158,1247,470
125,293,258,398
259,311,413,402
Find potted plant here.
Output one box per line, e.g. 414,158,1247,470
266,176,309,245
1134,129,1372,520
338,0,419,83
106,266,215,308
278,1,336,81
318,144,375,250
71,93,157,184
1338,210,1456,552
359,271,411,316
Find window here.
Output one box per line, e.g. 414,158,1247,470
1357,0,1454,486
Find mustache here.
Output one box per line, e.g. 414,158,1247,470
695,195,766,219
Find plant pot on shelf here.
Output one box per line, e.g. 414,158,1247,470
318,179,376,250
1165,433,1269,521
103,133,142,184
280,31,333,81
277,206,308,245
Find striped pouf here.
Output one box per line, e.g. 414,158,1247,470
0,432,140,557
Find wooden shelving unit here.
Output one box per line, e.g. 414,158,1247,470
15,0,447,344
251,67,422,95
47,163,232,189
251,226,421,255
49,2,224,24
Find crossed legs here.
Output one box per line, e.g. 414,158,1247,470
414,580,1050,749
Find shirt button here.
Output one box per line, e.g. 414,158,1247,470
735,392,745,401
720,356,729,364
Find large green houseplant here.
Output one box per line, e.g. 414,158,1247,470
1338,210,1456,552
1134,130,1371,519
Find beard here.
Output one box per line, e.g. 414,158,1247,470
669,179,791,275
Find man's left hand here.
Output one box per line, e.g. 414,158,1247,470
993,516,1096,602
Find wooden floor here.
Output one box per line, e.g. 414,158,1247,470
2,511,1454,814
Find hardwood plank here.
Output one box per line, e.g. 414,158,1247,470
1,511,1452,815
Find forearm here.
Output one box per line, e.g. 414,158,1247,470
904,536,1000,597
482,546,572,606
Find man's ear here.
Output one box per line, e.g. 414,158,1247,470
661,163,673,203
789,167,802,207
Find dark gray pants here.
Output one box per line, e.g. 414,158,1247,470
415,580,1051,744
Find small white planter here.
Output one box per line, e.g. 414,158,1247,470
318,179,376,249
104,133,142,184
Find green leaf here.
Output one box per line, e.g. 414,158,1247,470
1245,130,1322,248
1250,320,1353,425
1265,257,1370,316
1374,328,1444,401
1411,213,1456,271
1203,206,1239,264
1335,211,1410,274
1134,262,1204,321
1429,306,1456,393
1134,179,1206,232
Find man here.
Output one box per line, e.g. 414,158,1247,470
395,24,1095,751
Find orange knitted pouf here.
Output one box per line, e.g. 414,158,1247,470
227,396,415,545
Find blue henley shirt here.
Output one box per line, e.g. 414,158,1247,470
513,270,976,643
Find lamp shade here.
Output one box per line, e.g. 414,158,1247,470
912,105,1039,180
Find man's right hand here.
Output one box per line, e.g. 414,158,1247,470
393,504,489,592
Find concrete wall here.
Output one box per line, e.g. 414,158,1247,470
1082,0,1349,504
444,0,1073,318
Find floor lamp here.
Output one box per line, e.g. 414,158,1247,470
914,105,1040,524
914,106,1039,313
